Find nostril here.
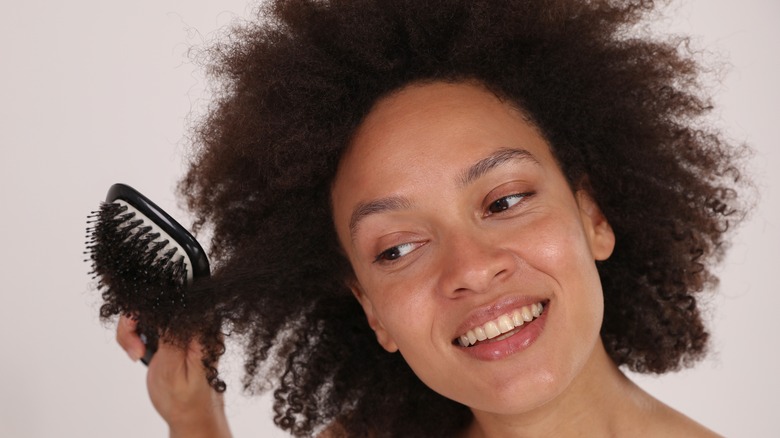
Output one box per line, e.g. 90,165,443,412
494,268,509,278
439,239,516,296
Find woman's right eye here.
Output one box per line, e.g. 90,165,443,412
374,242,422,264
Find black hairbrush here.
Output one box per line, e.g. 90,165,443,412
86,183,210,365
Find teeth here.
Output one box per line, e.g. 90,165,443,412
457,301,546,347
511,310,524,327
498,315,514,333
521,306,533,322
467,330,477,345
484,321,501,339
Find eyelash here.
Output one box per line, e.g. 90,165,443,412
374,242,422,264
485,192,533,216
372,192,533,264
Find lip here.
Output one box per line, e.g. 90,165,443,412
453,295,549,338
453,298,550,361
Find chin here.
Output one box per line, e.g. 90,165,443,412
465,367,571,416
447,336,601,416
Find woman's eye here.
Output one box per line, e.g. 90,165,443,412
487,193,529,215
374,242,420,264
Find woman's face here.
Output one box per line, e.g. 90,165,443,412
330,82,615,415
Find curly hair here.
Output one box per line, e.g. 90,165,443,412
112,0,747,436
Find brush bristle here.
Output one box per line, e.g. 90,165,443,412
86,202,188,328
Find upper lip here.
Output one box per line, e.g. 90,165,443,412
452,294,549,341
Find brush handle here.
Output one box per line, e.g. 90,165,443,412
138,326,159,366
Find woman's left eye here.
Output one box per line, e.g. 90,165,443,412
486,193,530,215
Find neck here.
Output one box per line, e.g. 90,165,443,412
463,341,656,438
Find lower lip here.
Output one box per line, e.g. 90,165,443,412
456,303,549,361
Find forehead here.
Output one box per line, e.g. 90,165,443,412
334,81,553,189
345,82,538,163
330,81,559,236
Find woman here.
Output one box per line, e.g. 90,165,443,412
112,0,745,436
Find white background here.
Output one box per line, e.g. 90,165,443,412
0,1,777,436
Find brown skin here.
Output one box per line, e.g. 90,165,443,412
97,1,746,434
331,82,719,438
331,82,615,417
115,316,231,438
117,81,721,438
460,344,720,437
114,340,717,437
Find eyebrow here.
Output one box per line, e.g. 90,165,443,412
457,147,539,187
349,196,411,240
347,147,539,239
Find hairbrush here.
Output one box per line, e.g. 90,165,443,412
86,183,210,365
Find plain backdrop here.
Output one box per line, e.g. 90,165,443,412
0,1,777,436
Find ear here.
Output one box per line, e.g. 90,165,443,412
347,279,399,353
575,190,615,261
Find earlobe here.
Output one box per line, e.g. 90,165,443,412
576,190,615,261
347,279,399,353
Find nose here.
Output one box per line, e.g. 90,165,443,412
436,230,516,297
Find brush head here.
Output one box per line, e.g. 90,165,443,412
86,183,210,364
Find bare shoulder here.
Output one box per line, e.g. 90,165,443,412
621,382,722,438
647,399,722,437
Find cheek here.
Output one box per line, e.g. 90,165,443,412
518,213,605,331
515,215,587,271
367,276,436,341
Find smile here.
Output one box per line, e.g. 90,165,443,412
456,301,545,347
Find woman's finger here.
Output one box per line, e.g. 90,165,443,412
115,314,145,361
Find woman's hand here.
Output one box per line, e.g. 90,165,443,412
116,315,232,438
